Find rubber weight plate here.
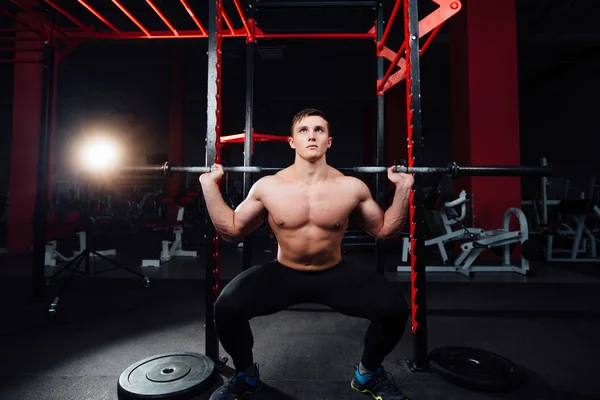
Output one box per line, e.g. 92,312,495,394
118,352,216,399
429,346,523,392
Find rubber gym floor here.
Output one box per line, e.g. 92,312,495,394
1,237,599,400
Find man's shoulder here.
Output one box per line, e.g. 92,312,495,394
252,173,285,193
254,174,278,188
332,174,370,195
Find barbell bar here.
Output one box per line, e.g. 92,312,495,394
120,162,554,177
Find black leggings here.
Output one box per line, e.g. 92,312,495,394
214,260,409,372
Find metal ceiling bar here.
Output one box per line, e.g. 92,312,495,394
146,0,178,36
0,7,48,40
111,0,151,37
231,0,251,37
179,0,207,35
11,0,70,39
43,0,88,31
77,0,122,36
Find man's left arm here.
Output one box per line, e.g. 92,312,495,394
352,167,413,240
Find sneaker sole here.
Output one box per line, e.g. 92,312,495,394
234,383,263,400
350,381,383,400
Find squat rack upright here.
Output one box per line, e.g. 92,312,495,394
3,0,462,372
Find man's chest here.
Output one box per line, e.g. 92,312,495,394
262,184,358,229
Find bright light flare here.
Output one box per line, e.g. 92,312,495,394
80,138,121,171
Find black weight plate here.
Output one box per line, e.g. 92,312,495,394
118,352,216,399
429,346,523,392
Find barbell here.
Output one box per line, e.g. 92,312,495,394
121,162,554,178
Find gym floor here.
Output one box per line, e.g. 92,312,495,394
1,238,599,400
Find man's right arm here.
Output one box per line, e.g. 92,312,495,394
200,176,267,241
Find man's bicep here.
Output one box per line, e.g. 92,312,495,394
232,182,267,237
352,181,384,237
355,198,384,237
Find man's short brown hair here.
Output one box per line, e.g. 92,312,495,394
290,108,329,136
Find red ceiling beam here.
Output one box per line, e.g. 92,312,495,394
0,7,47,40
43,0,88,31
179,0,207,36
112,0,151,37
222,10,235,32
65,30,224,40
146,0,178,36
231,0,251,37
77,0,122,36
11,0,71,39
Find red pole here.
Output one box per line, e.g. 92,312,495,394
112,0,151,37
378,0,401,50
44,0,88,31
77,0,122,36
179,0,207,35
146,0,178,36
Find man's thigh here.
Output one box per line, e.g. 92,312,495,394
217,261,310,318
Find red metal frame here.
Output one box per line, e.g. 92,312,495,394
377,0,462,94
10,0,70,39
405,0,418,334
2,0,459,95
221,132,289,155
112,0,150,37
146,0,178,36
1,0,461,147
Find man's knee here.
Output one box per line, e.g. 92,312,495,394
214,288,244,320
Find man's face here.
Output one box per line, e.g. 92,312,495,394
288,115,332,161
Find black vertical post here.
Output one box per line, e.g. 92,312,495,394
204,0,222,362
32,40,55,303
375,2,386,275
405,0,429,371
242,1,255,271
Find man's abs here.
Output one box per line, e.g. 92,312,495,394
271,225,346,271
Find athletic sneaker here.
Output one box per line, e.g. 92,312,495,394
351,363,409,400
209,364,262,400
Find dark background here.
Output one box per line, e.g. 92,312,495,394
1,0,599,200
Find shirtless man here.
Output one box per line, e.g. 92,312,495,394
200,109,413,400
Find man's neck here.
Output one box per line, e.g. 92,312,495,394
292,156,329,184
